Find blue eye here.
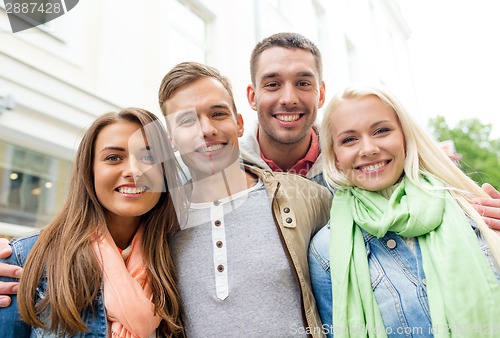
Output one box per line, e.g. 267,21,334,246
375,127,391,135
341,137,356,145
105,154,121,162
179,118,196,126
140,153,156,164
297,81,311,87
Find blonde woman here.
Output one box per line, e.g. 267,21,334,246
309,85,500,337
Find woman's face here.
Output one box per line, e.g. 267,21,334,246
330,95,406,191
93,120,164,225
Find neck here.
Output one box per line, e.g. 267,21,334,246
106,217,141,250
258,128,312,171
190,159,257,203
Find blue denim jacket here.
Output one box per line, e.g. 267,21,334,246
308,221,500,338
0,234,107,338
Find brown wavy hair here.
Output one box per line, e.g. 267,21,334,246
18,108,185,337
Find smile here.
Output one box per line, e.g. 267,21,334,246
275,114,300,122
196,144,224,153
117,186,148,194
356,161,389,173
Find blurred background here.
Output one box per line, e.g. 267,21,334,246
1,0,499,238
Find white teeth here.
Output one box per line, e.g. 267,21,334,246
359,162,385,172
118,186,147,194
276,114,300,122
198,144,223,152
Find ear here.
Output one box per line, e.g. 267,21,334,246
246,84,257,111
318,81,326,108
236,113,244,137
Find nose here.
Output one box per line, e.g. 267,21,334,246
359,138,380,157
198,116,218,138
279,82,299,106
123,157,143,180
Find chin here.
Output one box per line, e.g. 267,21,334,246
355,182,386,192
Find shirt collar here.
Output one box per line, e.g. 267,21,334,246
258,127,320,176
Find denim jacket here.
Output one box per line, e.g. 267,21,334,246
308,220,500,338
0,234,107,338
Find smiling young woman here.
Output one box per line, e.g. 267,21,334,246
0,108,185,338
310,85,500,337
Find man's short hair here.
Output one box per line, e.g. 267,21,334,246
158,61,237,116
249,32,323,84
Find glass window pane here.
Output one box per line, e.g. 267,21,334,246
0,141,71,229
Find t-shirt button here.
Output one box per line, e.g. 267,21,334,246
216,240,223,248
386,239,397,249
217,264,225,272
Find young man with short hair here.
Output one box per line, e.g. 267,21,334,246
241,32,326,185
158,61,331,337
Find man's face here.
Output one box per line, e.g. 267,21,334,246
247,47,325,146
163,77,243,180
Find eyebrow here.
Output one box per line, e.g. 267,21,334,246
260,70,316,81
99,145,151,153
99,146,125,153
337,120,391,137
210,103,231,110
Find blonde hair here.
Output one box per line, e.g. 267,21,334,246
320,85,500,266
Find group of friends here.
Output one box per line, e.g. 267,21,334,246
0,32,499,338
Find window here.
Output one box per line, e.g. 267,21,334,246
166,0,208,64
0,140,71,229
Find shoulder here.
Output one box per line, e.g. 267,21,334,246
4,233,39,267
246,165,332,203
276,171,331,199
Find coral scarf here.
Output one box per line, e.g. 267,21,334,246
92,225,161,338
329,175,500,337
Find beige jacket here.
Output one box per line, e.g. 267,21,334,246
247,165,332,338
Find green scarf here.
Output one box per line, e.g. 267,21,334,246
329,175,500,337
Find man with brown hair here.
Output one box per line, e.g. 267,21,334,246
241,32,326,185
158,61,331,337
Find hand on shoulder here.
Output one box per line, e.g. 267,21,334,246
0,237,22,307
471,183,500,230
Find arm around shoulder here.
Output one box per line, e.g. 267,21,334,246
0,235,38,305
0,237,35,337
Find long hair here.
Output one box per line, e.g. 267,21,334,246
320,85,500,266
18,108,185,337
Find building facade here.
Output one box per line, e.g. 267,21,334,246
0,0,414,237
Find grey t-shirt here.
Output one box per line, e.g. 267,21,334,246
171,180,307,337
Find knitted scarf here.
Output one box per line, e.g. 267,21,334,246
92,225,161,338
329,175,500,337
